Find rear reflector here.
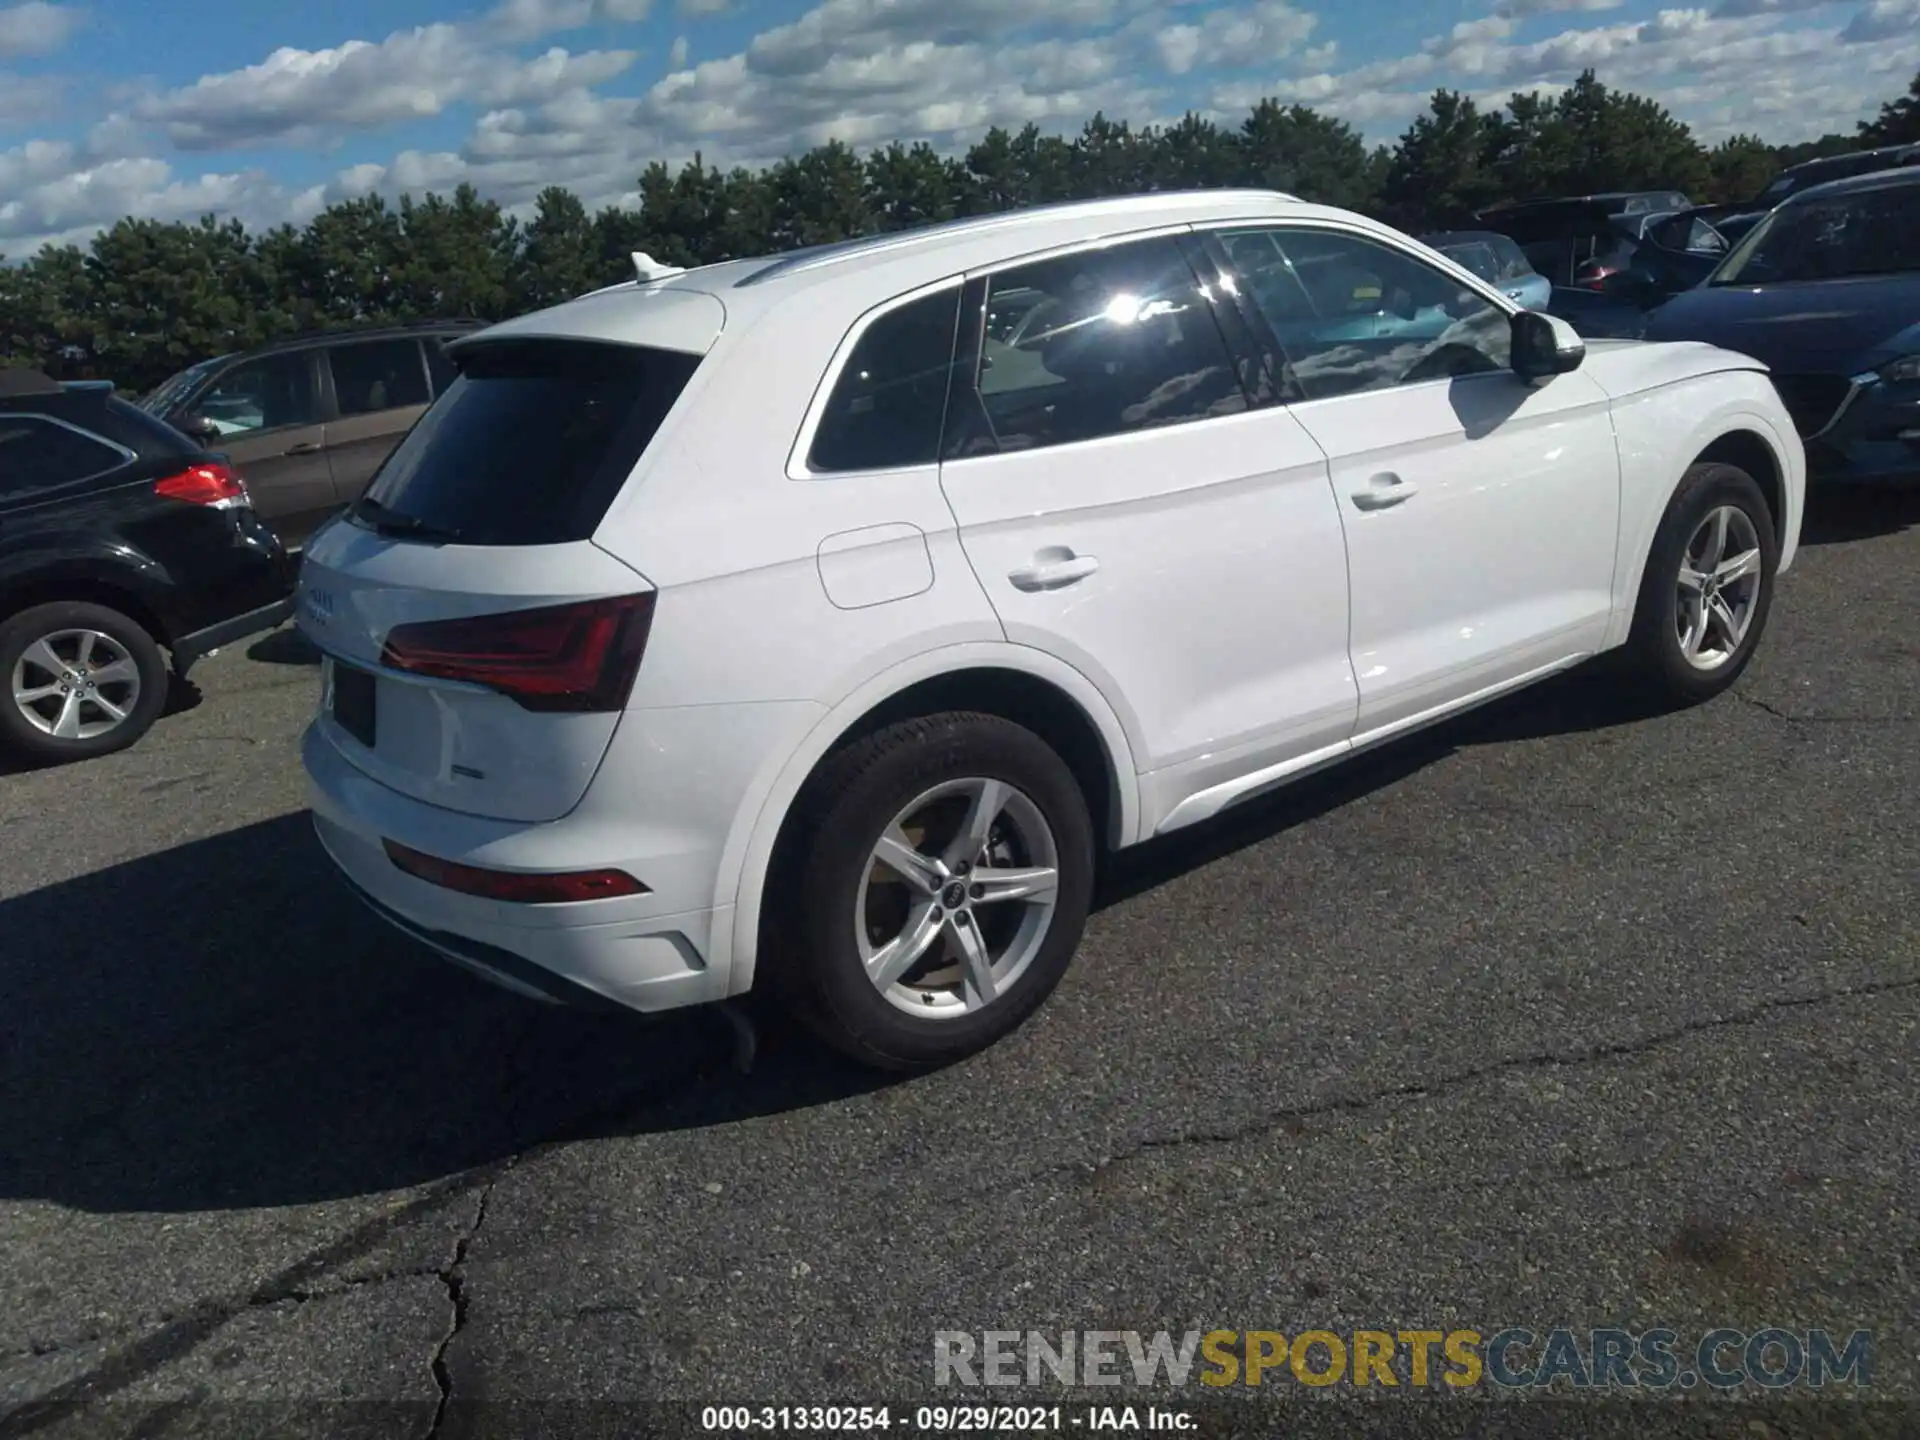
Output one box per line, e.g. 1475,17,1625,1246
379,592,655,712
383,840,648,903
155,461,247,506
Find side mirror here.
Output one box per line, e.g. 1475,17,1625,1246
179,412,221,442
1511,311,1586,383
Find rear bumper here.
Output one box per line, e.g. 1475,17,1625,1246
301,698,819,1014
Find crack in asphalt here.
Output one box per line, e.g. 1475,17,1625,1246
424,1172,504,1440
0,1027,729,1439
1730,690,1917,726
1063,975,1920,1189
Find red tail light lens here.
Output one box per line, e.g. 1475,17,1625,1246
383,840,647,903
378,592,655,712
155,461,246,505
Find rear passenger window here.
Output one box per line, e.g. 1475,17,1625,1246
807,288,961,473
329,339,431,416
950,235,1248,458
0,416,129,497
356,339,700,547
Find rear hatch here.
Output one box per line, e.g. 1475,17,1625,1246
297,291,720,823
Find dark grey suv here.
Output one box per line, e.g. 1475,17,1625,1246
138,321,483,547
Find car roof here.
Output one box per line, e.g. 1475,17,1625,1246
1780,143,1920,177
465,189,1330,353
1787,165,1920,203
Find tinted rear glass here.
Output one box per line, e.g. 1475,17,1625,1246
356,339,701,547
0,415,129,498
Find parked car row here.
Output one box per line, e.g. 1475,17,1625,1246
1449,160,1920,487
1,177,1906,1073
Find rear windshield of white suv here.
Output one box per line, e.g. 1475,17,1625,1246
352,338,701,547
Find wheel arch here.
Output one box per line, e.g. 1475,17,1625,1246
714,642,1143,998
1604,396,1801,650
0,569,173,646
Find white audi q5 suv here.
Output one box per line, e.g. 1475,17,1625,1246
297,189,1805,1069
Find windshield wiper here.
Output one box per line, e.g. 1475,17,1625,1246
351,495,462,542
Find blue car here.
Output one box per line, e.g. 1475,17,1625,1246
1642,166,1920,486
1418,230,1554,313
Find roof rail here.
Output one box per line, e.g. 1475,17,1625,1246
734,189,1306,289
0,368,61,398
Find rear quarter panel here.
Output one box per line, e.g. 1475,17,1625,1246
1577,342,1804,648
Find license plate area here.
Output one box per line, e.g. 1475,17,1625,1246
330,660,377,748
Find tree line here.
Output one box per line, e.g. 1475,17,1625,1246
4,67,1917,393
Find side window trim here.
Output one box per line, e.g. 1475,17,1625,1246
940,276,992,462
0,412,138,493
1187,231,1302,407
786,276,965,480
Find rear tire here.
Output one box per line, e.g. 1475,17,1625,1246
1620,462,1778,707
775,712,1095,1071
0,601,169,764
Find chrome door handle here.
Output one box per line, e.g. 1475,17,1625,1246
284,441,324,456
1351,473,1418,511
1008,550,1099,591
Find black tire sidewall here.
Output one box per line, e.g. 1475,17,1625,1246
0,602,169,762
792,713,1095,1070
1629,462,1778,703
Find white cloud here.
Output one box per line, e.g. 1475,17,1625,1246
133,28,636,151
0,71,62,123
0,1,82,58
1152,1,1317,75
668,33,689,65
1842,0,1920,41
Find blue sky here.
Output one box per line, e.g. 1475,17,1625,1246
3,0,1918,255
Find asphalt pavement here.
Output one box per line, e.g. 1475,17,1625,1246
2,490,1917,1440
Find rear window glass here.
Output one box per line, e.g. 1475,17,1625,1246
356,339,701,547
0,415,129,497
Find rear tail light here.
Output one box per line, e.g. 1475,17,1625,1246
155,461,247,506
378,592,655,712
383,840,647,903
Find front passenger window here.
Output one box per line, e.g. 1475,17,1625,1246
1219,228,1513,403
194,352,320,437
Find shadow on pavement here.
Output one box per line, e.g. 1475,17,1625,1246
0,663,1673,1216
1799,483,1920,547
0,811,895,1215
246,626,320,666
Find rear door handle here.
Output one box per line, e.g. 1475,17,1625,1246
1008,549,1099,592
1351,472,1418,511
284,441,324,456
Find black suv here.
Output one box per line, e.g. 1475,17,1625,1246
136,320,484,548
0,369,295,764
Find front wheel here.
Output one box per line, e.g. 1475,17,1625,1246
0,601,169,764
777,712,1096,1071
1621,461,1779,706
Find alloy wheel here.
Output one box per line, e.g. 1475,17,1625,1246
1674,505,1763,672
856,776,1061,1019
10,628,144,740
